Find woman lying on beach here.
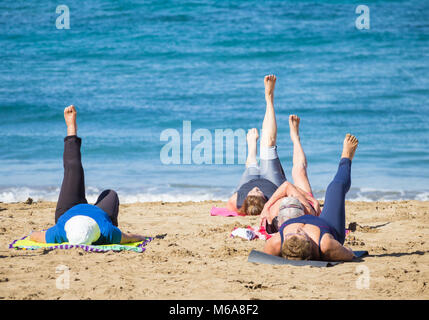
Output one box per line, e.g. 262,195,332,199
226,75,320,222
263,134,359,261
259,114,321,234
226,75,284,215
30,106,147,245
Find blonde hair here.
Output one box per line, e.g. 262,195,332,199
281,235,313,260
239,195,267,216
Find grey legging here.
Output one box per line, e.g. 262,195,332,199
236,157,287,191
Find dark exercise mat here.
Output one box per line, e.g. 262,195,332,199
247,250,368,267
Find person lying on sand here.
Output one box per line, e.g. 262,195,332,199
226,75,320,220
263,134,359,261
226,75,286,215
259,114,321,234
29,106,146,245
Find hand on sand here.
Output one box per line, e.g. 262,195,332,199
64,105,77,136
264,74,276,100
345,246,356,258
341,134,359,160
259,211,268,228
259,202,272,227
289,114,300,142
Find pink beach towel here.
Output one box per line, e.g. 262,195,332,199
210,207,243,217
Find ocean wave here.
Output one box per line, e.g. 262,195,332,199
1,186,428,204
0,186,229,204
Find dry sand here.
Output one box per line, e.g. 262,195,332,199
0,200,428,300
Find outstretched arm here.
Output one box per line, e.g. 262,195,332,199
120,232,147,244
30,231,47,243
320,237,355,262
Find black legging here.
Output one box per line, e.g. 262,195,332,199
54,135,119,226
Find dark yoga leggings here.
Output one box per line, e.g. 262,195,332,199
318,157,352,245
54,135,119,226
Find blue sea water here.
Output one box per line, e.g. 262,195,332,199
1,0,428,203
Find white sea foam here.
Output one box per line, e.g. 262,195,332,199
0,186,229,203
416,192,429,201
118,192,229,203
0,186,428,204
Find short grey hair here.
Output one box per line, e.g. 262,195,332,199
277,197,305,227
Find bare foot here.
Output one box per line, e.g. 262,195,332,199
64,105,77,136
264,74,276,102
289,114,300,143
246,128,259,166
247,128,259,143
341,134,359,160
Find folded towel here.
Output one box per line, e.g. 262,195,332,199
9,235,152,253
230,225,272,241
232,226,351,241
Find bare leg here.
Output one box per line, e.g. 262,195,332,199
260,75,277,149
64,105,77,136
236,128,261,190
290,115,312,194
246,128,259,167
341,133,359,160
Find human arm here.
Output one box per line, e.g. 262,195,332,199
263,233,282,256
262,181,291,214
260,181,312,225
294,185,321,216
120,232,147,244
320,236,355,262
281,183,314,215
29,231,47,243
226,192,239,212
259,181,291,225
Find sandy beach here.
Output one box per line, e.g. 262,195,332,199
0,200,428,300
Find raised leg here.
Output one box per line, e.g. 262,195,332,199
258,75,286,186
260,75,277,150
95,189,120,226
289,115,312,194
55,106,88,223
235,128,261,190
319,134,358,244
246,128,259,168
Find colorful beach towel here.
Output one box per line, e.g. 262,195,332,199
211,207,244,217
9,235,153,253
231,227,351,241
230,225,272,241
